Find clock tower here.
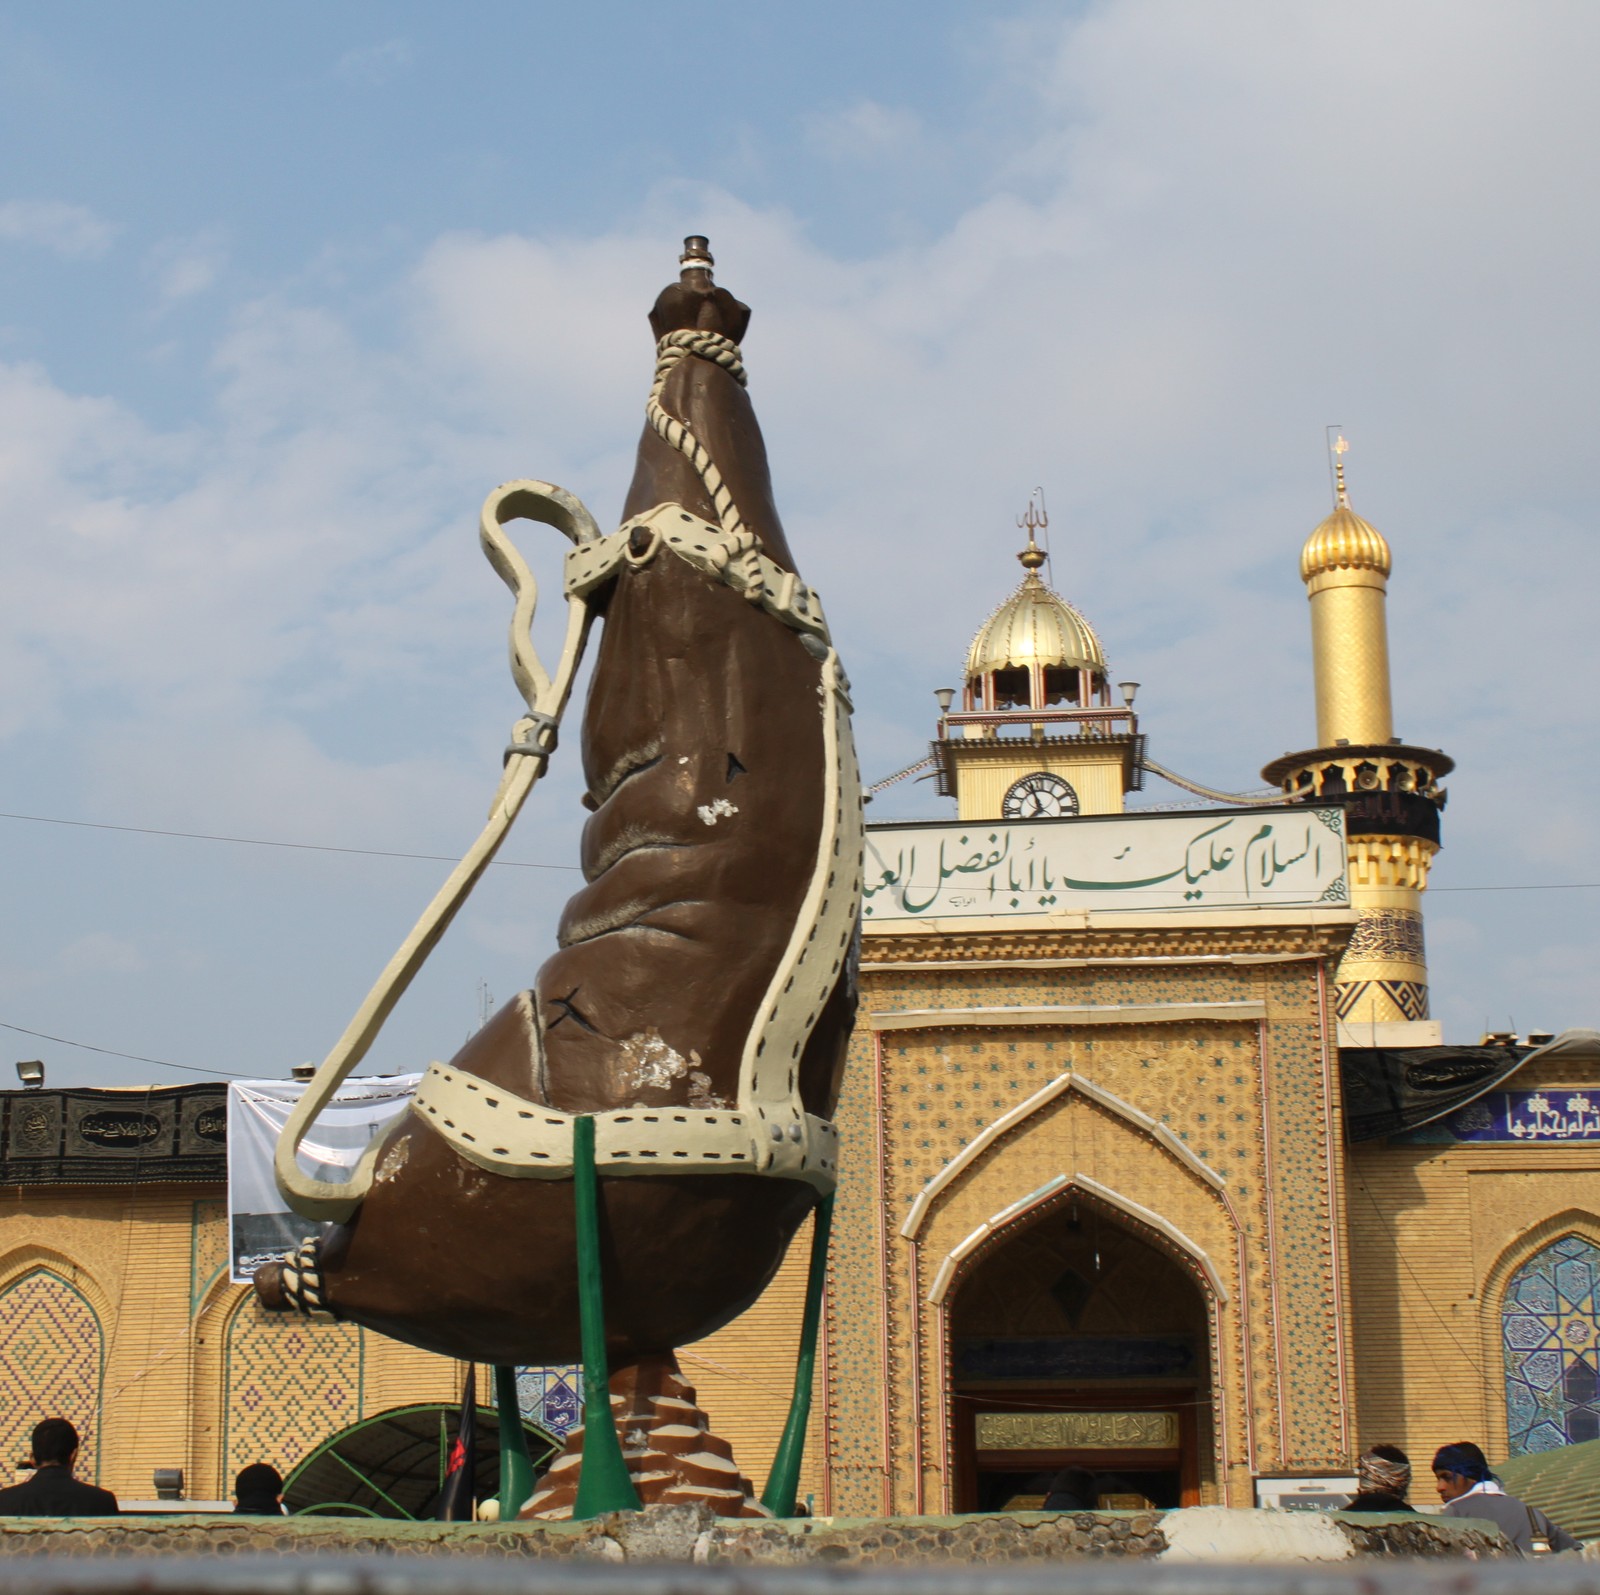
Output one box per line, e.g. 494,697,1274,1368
932,503,1143,821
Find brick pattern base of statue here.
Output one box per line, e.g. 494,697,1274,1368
521,1354,770,1520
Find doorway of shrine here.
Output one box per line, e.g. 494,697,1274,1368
947,1194,1213,1512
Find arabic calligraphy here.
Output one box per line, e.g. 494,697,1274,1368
975,1411,1179,1451
863,810,1346,921
77,1111,162,1149
1447,1091,1600,1143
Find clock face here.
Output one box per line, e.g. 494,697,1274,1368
1002,771,1079,820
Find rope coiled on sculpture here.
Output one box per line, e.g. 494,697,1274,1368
646,328,766,603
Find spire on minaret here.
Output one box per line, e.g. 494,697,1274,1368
1332,432,1351,508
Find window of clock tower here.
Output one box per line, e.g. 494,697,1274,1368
991,667,1029,708
1042,666,1081,705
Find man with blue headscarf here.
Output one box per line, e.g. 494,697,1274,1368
1434,1442,1579,1554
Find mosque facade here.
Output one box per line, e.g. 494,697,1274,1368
0,470,1596,1513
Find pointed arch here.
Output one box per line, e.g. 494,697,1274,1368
900,1069,1227,1241
220,1289,365,1484
926,1171,1230,1307
0,1262,107,1484
0,1244,113,1324
1480,1209,1600,1459
189,1270,251,1499
926,1170,1234,1509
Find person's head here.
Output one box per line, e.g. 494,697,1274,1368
233,1462,284,1510
1357,1443,1411,1500
1432,1442,1491,1502
1046,1467,1098,1505
29,1418,79,1469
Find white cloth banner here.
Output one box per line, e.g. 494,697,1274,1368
227,1074,420,1284
863,806,1348,923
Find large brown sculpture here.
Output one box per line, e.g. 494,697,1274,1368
254,241,861,1387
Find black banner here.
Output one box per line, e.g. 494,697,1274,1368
0,1084,228,1184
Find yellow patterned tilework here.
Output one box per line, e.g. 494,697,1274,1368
222,1298,364,1482
190,1200,229,1313
0,1271,103,1485
826,925,1355,1515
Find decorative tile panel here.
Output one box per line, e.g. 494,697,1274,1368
223,1299,363,1480
0,1271,103,1483
514,1366,583,1437
191,1200,229,1312
1503,1235,1600,1454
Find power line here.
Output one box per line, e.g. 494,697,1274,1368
0,1019,254,1080
0,810,581,871
1432,883,1600,893
3,808,1599,895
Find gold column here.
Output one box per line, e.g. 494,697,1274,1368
1307,563,1393,747
1296,479,1441,1031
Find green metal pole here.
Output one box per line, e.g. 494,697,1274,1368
760,1194,834,1517
494,1365,536,1519
570,1114,641,1518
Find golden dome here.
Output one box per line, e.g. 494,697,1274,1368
965,566,1107,679
1300,504,1392,582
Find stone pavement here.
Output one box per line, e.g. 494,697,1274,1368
0,1504,1508,1565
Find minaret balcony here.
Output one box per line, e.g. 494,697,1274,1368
940,706,1138,743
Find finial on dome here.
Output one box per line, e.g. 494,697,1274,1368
1301,431,1391,583
1331,431,1351,508
1016,487,1048,575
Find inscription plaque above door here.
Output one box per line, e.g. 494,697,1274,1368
975,1411,1179,1451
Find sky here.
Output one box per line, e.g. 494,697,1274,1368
0,0,1596,1088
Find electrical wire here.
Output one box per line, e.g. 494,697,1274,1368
5,807,1598,894
0,1019,254,1079
1354,1176,1483,1422
0,810,581,871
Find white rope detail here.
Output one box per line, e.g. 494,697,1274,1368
274,481,601,1222
646,329,766,603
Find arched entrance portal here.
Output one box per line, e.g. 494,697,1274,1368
948,1193,1213,1511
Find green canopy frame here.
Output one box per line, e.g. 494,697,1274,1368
283,1400,559,1519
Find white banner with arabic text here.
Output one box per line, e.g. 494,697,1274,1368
863,807,1347,923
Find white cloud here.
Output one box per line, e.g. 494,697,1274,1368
4,0,1600,1082
804,99,923,163
57,933,146,977
148,231,228,302
0,200,113,258
333,38,414,87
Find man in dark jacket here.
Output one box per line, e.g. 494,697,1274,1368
1434,1442,1578,1554
0,1419,118,1515
232,1463,286,1515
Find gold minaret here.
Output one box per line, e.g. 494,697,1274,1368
1262,438,1453,1042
